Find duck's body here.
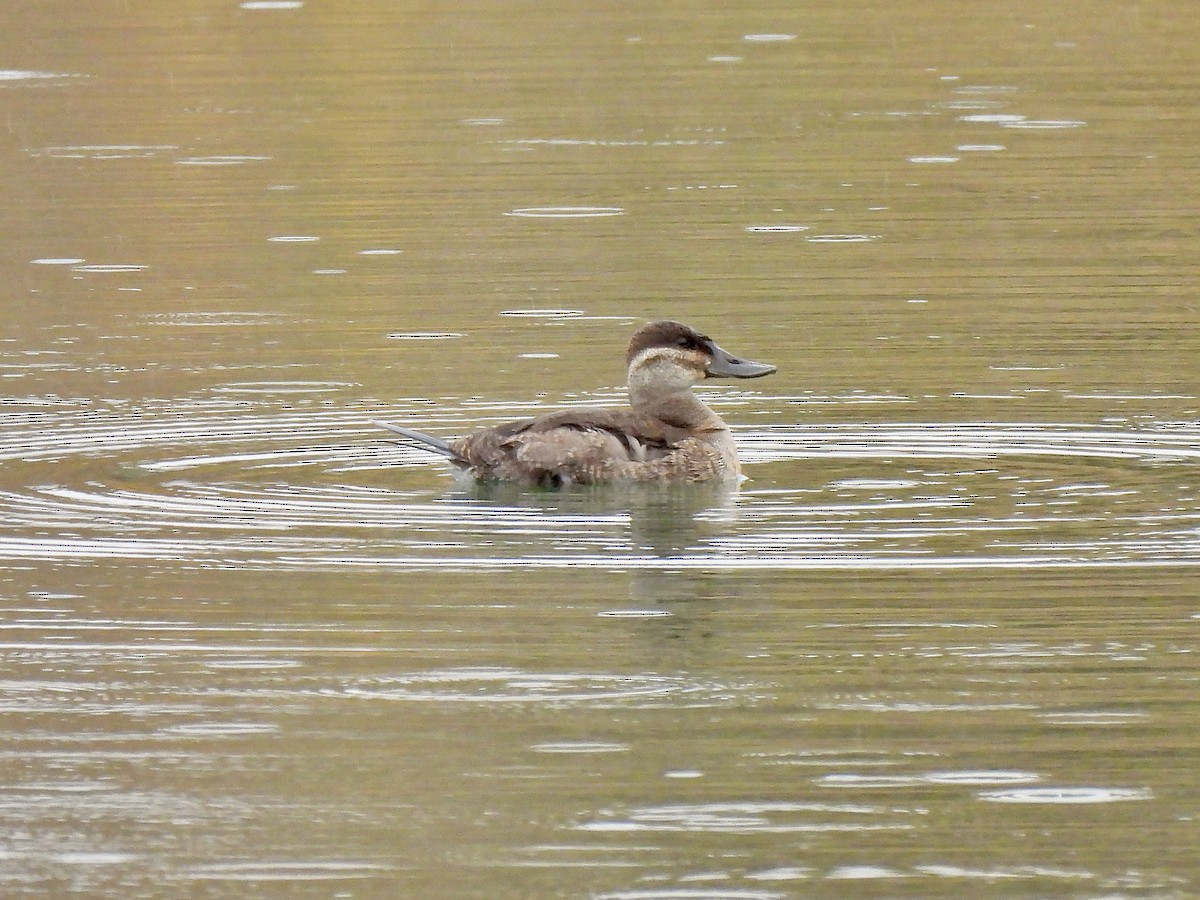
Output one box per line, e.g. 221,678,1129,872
375,320,775,487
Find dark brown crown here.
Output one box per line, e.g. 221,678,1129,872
625,320,710,366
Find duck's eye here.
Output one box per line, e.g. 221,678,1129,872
675,336,693,349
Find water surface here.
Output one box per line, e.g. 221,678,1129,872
1,0,1199,896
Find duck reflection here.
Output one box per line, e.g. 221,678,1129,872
450,479,741,611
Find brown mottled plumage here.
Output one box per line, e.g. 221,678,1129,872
374,320,775,486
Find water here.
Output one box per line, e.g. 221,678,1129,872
2,0,1199,896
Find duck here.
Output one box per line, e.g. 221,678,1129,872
373,320,776,487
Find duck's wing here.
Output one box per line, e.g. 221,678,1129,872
503,407,692,456
446,408,693,481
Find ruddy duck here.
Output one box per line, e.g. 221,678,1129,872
374,320,776,486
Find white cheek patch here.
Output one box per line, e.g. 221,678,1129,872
629,346,704,373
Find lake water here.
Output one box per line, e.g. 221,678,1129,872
2,0,1198,896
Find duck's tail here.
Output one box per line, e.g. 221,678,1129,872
372,420,459,459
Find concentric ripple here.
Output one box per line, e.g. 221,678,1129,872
0,398,1197,571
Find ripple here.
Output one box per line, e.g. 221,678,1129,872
499,308,585,318
909,155,960,164
745,225,809,233
29,257,85,265
1002,119,1087,130
208,381,356,394
820,770,1040,788
387,332,464,340
267,234,320,242
1,69,83,81
665,183,738,191
594,891,785,900
1035,710,1151,726
160,722,280,737
47,852,140,865
923,770,1041,786
500,137,721,149
952,85,1019,95
830,478,921,490
239,1,304,8
826,866,906,880
505,206,625,218
938,99,1007,110
32,144,176,159
978,786,1153,804
958,114,1027,124
175,155,271,166
0,408,1196,572
745,867,812,882
743,33,797,42
914,863,1097,881
70,264,148,273
143,311,286,327
818,775,927,788
205,658,303,670
578,800,913,834
805,234,878,243
741,421,1200,463
174,861,391,882
530,741,630,754
340,668,737,706
0,781,113,794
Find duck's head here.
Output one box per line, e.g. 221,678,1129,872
625,320,776,391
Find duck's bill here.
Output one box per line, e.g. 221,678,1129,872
704,342,777,378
